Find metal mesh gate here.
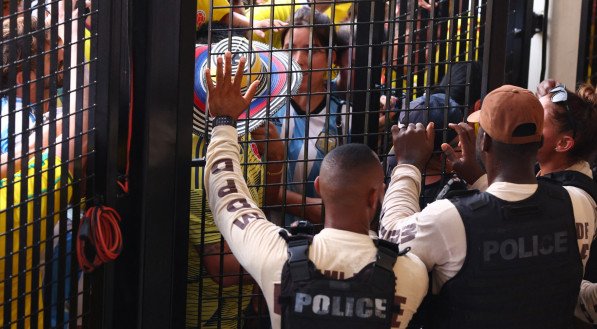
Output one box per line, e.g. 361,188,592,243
189,0,487,328
0,0,97,327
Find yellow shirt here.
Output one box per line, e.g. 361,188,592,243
250,1,352,49
0,152,72,328
187,133,262,328
197,0,231,30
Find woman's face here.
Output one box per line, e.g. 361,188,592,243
537,96,563,164
283,27,330,93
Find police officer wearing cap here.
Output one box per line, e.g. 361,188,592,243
380,85,594,329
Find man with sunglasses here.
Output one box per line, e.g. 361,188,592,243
380,85,593,328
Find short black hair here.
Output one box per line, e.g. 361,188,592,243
321,143,380,177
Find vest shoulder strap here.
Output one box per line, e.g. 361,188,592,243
539,170,597,203
280,229,313,282
370,239,407,291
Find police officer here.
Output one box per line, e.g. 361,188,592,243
534,80,597,324
380,85,594,329
203,51,429,329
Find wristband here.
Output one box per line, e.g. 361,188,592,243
213,116,236,128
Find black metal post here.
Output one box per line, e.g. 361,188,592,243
577,0,592,83
351,0,386,149
481,0,509,96
109,0,194,327
93,0,130,327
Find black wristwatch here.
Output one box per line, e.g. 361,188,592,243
212,116,236,128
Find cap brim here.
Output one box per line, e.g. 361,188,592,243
466,110,481,123
193,41,302,137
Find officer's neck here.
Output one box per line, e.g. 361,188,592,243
486,160,537,185
323,206,371,236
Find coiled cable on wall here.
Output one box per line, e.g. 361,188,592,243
76,205,123,273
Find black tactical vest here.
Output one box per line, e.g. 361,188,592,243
540,170,597,202
278,230,407,329
539,171,597,282
436,181,582,329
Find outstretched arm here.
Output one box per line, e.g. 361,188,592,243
204,52,287,281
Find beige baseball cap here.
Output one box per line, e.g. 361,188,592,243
467,85,544,144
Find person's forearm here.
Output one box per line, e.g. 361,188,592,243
264,164,282,208
198,242,255,287
576,280,597,324
205,126,280,275
281,190,323,224
263,142,284,208
379,164,421,241
223,12,251,28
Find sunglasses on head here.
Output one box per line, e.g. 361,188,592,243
549,84,577,139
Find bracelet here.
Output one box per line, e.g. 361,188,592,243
266,165,284,176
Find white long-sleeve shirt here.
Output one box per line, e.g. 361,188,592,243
380,164,595,294
205,126,429,329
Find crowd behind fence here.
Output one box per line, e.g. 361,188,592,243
10,0,597,328
1,0,96,327
189,0,486,328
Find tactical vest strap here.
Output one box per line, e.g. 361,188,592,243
540,170,597,203
374,239,400,272
371,239,406,291
280,229,312,281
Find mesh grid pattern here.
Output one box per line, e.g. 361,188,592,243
190,0,487,328
1,0,96,327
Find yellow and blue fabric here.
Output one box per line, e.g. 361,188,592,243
0,151,72,328
272,97,345,225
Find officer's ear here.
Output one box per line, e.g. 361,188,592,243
368,186,381,210
555,134,575,153
314,176,321,196
480,129,491,152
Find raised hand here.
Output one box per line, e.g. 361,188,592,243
253,19,288,39
441,122,485,184
205,51,260,119
418,0,439,10
536,79,559,98
391,122,435,173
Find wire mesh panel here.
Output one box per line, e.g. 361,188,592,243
190,0,487,327
0,0,96,327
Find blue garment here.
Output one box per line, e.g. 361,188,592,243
1,97,36,154
398,93,463,150
45,218,84,328
273,97,348,224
